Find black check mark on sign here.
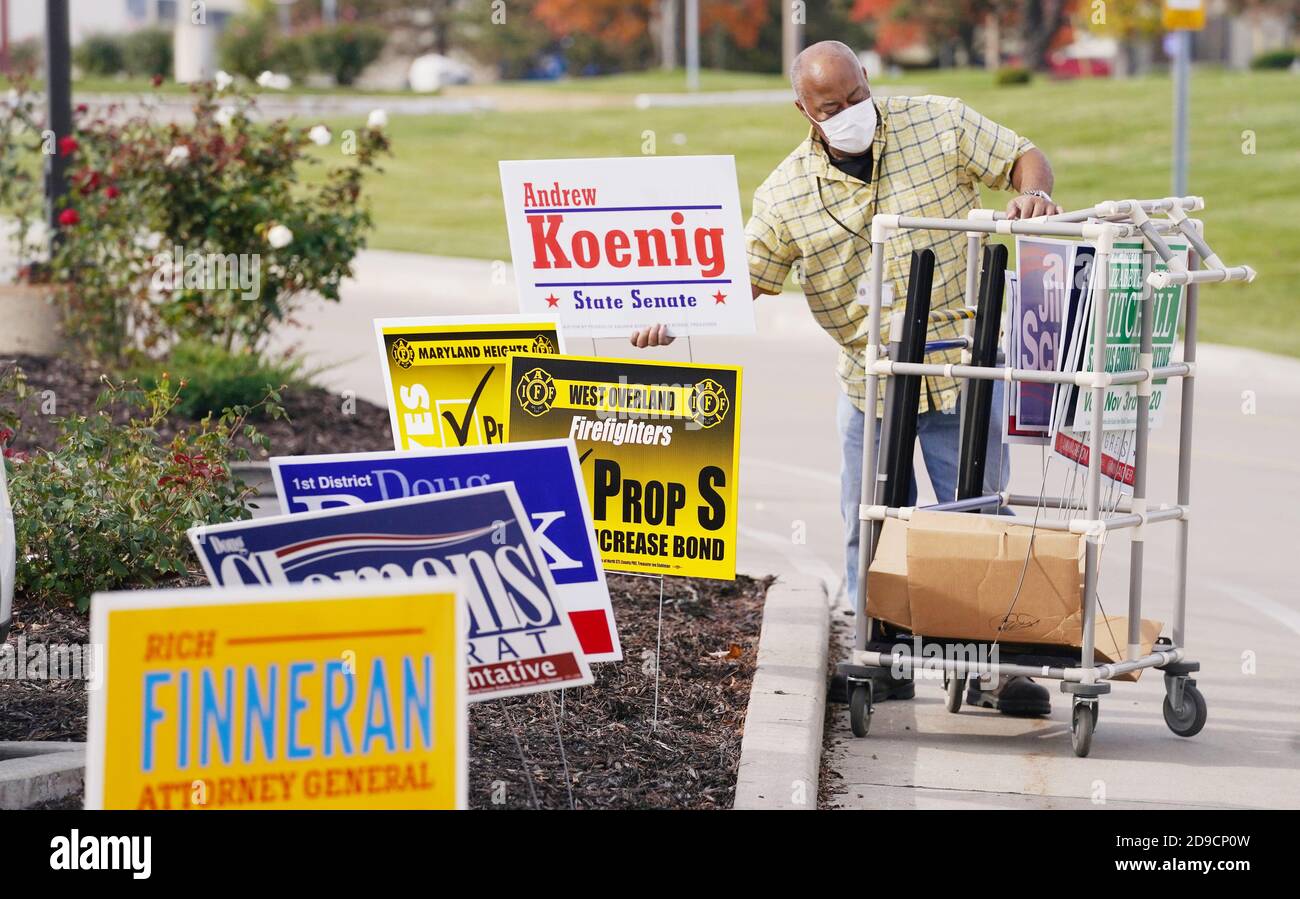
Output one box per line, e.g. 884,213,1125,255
442,366,495,446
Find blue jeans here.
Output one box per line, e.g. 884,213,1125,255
838,384,1010,594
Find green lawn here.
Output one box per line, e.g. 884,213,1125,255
305,67,1297,357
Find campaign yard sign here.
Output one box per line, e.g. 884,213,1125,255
1069,238,1187,433
1014,237,1076,435
504,353,742,580
499,156,756,339
269,439,622,662
86,579,466,810
187,484,594,700
375,315,564,450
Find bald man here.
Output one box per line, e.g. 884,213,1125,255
632,41,1062,717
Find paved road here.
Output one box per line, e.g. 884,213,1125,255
271,249,1300,809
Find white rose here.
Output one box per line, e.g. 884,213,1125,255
214,70,233,91
256,70,275,88
214,106,235,127
268,73,292,91
166,145,190,166
308,124,331,146
267,224,293,249
367,108,388,130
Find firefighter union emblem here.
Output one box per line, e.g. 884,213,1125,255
390,338,416,370
516,367,557,417
687,378,730,429
531,334,556,355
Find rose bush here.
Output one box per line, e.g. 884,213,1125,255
0,361,282,611
33,78,389,364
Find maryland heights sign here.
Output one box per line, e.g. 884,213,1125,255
500,155,756,339
188,484,593,699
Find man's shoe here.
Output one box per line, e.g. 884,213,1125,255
966,675,1050,717
829,672,915,704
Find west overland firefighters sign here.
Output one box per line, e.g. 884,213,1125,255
86,579,467,810
375,315,564,450
499,156,756,339
269,439,622,662
187,484,593,699
505,353,742,580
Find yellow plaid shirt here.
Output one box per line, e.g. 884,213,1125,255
745,94,1034,416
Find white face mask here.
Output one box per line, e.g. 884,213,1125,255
815,98,877,155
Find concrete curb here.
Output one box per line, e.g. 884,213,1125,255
0,741,85,809
734,573,829,809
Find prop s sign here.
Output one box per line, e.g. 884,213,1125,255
499,156,755,339
505,353,742,580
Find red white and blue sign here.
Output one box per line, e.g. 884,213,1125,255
499,155,756,339
269,439,621,662
187,483,594,700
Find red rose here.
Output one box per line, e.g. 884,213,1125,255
152,74,164,88
58,207,80,227
57,135,78,157
104,185,120,199
75,103,88,114
77,169,101,194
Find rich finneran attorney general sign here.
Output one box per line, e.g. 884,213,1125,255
269,439,622,662
499,156,756,339
505,353,742,580
375,315,565,450
187,484,594,700
86,579,466,810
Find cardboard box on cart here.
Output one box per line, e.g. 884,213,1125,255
867,511,1161,680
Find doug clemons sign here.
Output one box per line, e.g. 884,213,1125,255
505,353,742,580
499,156,755,339
188,484,593,700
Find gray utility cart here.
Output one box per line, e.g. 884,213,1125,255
837,197,1256,757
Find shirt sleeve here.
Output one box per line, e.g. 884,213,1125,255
953,99,1034,191
745,182,798,294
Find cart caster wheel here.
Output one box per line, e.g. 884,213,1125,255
1163,682,1207,738
849,683,873,737
944,675,963,713
1071,700,1096,757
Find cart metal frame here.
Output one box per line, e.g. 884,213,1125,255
838,197,1257,756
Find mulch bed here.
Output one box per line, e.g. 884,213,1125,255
1,571,769,810
3,353,394,457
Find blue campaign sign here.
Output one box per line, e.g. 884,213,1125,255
188,483,594,700
269,439,620,662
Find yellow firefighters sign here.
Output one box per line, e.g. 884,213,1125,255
86,579,466,810
375,315,564,450
505,353,742,580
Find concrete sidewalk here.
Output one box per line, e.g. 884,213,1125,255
273,249,1300,809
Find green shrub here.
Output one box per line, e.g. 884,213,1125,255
1250,49,1296,70
122,28,173,78
74,34,126,77
302,24,387,86
995,67,1032,86
8,37,43,75
130,341,304,421
4,370,281,611
218,11,308,81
